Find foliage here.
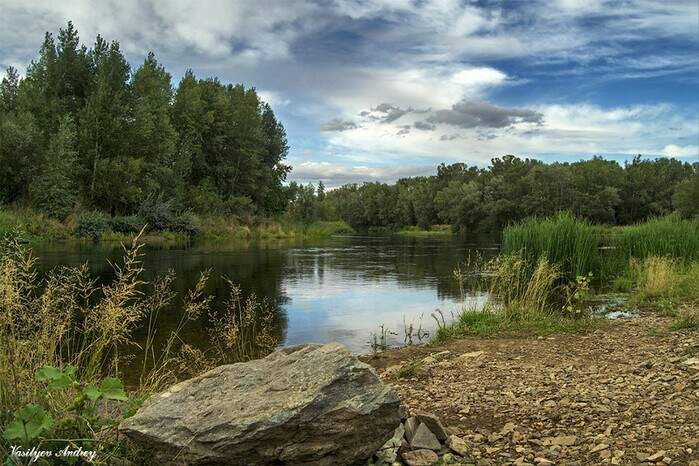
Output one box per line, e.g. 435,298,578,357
0,22,289,221
673,172,699,219
109,215,144,234
323,156,697,232
28,116,78,220
75,210,109,240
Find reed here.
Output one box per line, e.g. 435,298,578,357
502,212,598,283
613,215,699,262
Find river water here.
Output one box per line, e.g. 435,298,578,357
34,235,497,354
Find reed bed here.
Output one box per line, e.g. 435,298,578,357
612,215,699,262
502,212,598,283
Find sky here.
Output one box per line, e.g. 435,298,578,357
1,0,698,187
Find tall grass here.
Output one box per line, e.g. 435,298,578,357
502,212,598,282
0,232,280,460
613,215,699,262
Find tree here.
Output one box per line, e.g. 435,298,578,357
130,52,179,202
29,116,78,219
0,66,20,112
673,170,699,218
79,36,132,212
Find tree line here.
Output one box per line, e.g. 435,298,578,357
0,22,290,226
292,155,699,232
2,23,697,236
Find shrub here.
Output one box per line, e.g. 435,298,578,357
109,215,145,234
75,210,109,240
138,195,174,231
168,211,200,236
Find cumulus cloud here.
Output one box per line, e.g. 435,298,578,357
425,101,544,129
322,102,698,167
320,119,358,132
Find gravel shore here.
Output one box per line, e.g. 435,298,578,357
363,315,699,465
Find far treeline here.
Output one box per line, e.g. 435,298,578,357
306,155,699,233
0,22,290,231
1,23,698,239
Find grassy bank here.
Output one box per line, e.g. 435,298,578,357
0,207,354,244
437,213,699,341
0,235,280,462
395,225,454,237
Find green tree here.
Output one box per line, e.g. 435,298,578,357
673,170,699,218
130,52,179,202
29,116,78,219
79,36,133,212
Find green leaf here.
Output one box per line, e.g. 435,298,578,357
2,404,53,443
35,366,62,381
99,377,128,401
83,384,102,401
35,365,76,391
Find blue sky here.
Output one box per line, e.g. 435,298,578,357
1,0,698,186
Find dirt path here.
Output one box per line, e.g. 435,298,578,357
362,316,699,465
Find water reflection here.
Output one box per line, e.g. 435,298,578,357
33,235,497,355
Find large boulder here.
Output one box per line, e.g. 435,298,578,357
120,343,401,465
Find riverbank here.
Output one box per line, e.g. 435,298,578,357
0,207,354,243
363,313,699,465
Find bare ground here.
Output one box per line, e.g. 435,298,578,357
362,315,699,465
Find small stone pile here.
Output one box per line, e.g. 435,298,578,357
372,410,474,465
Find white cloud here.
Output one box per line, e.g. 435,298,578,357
321,102,697,166
289,161,434,186
661,144,699,158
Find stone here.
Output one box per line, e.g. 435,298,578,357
543,435,577,446
401,449,439,466
119,343,400,466
447,435,470,456
534,458,554,465
405,416,420,442
590,443,609,453
500,422,516,435
415,411,449,441
384,364,403,378
410,422,442,451
647,451,666,461
376,423,406,464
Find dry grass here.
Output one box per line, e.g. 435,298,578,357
0,231,280,458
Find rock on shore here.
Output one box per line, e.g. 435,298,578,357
120,343,401,465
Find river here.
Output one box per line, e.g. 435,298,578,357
33,235,497,355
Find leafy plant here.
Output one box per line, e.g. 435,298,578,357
2,405,53,444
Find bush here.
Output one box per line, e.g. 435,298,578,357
109,215,145,234
137,195,199,236
75,210,108,240
168,211,200,236
138,195,175,231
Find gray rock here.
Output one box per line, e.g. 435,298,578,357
376,423,406,464
409,423,442,451
401,449,439,465
405,416,420,442
415,411,448,441
120,343,401,465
